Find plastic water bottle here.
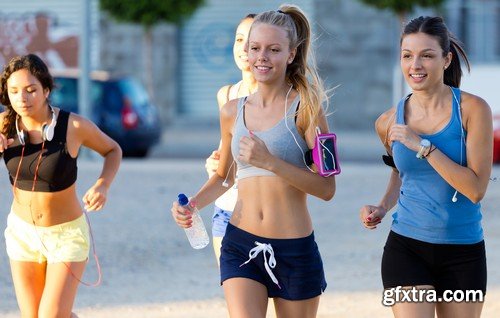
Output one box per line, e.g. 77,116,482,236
177,194,209,249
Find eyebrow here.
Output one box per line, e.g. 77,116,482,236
248,41,282,46
8,84,37,89
401,48,437,53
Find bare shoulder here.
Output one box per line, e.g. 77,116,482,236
65,110,97,133
461,91,492,114
220,98,239,120
217,85,232,110
375,107,397,142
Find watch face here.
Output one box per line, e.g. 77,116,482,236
421,139,431,147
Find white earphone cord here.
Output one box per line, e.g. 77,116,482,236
283,85,315,174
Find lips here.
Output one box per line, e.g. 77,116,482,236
410,73,427,78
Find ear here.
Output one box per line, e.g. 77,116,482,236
288,48,297,64
444,51,452,69
44,88,50,99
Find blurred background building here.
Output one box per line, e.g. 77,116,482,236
0,0,499,131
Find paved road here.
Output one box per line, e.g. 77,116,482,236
1,159,498,315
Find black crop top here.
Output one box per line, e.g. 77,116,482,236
3,110,78,192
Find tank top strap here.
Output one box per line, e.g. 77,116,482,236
232,97,247,134
53,109,69,142
450,86,461,122
286,94,300,116
395,93,411,125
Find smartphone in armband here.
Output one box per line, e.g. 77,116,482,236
306,132,341,177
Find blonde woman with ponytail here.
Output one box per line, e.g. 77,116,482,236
172,4,334,317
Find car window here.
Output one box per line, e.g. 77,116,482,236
103,83,124,112
51,77,104,115
117,78,150,110
51,77,78,113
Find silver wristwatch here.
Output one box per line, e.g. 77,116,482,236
416,139,431,159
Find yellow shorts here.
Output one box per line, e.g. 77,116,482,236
4,212,90,264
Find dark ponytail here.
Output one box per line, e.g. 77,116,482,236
444,35,470,87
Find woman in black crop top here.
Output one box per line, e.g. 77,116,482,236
0,54,121,317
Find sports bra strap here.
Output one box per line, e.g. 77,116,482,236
53,110,69,142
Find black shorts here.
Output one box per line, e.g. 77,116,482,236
220,223,327,300
382,231,487,297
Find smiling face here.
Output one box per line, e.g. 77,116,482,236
400,32,452,91
233,17,254,72
247,23,296,84
7,68,49,117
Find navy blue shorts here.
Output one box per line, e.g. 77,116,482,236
211,206,232,237
220,223,327,300
382,231,487,297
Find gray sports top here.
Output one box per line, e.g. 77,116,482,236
231,95,308,180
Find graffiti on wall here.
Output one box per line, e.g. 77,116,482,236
0,13,78,68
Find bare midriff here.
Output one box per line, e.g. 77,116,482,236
232,176,312,239
11,183,83,227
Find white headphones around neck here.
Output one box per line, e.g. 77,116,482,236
15,106,57,145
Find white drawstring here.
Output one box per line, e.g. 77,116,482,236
240,241,281,289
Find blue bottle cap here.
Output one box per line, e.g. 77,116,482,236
177,193,189,206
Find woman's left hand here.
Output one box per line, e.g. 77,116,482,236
389,124,421,152
238,133,273,170
82,183,108,211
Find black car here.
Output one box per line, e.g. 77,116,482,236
50,70,162,157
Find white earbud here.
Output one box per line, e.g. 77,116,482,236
452,191,458,202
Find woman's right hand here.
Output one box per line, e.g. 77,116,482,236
205,150,220,178
0,133,14,152
171,201,193,228
359,205,387,229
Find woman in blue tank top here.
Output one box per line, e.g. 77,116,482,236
172,5,335,317
359,17,493,318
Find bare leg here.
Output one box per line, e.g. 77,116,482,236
223,277,268,318
273,296,320,318
38,261,86,318
391,285,435,318
10,260,47,318
436,301,483,318
212,236,223,267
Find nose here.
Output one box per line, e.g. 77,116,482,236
411,57,422,69
257,53,267,62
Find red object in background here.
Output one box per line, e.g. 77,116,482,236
493,114,500,164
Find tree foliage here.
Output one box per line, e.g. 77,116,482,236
100,0,205,27
359,0,445,15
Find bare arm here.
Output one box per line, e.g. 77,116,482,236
389,93,492,203
205,85,232,177
172,99,238,228
360,108,401,229
71,113,122,210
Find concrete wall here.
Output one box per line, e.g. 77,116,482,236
314,0,399,130
98,15,177,125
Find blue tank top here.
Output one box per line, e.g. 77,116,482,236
231,95,308,180
391,87,483,244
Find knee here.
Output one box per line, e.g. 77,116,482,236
38,306,71,318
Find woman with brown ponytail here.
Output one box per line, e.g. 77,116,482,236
172,4,334,317
360,16,492,318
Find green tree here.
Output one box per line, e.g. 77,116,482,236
359,0,445,23
99,0,205,99
358,0,446,99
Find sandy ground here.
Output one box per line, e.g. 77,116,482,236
1,160,499,317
